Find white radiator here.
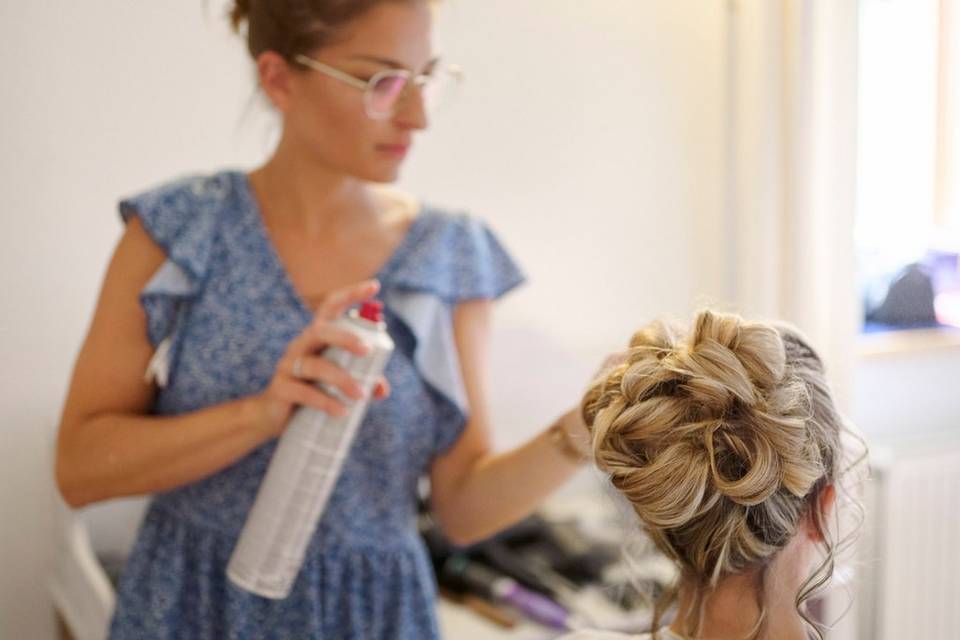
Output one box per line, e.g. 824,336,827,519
859,435,960,640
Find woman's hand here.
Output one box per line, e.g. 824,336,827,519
248,279,392,439
559,350,630,445
591,350,629,383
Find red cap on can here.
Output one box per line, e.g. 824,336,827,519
359,299,384,323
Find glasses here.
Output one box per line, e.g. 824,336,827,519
293,54,464,121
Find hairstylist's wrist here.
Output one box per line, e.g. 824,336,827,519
241,394,285,442
549,409,592,464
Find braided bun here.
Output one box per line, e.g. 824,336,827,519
583,311,837,585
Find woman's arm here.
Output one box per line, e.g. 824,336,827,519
428,299,589,546
55,217,277,507
56,215,385,507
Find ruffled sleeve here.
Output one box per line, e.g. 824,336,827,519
382,210,527,455
387,211,526,303
118,173,227,386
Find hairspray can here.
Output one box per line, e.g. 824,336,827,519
227,300,394,598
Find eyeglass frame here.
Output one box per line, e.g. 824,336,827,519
292,53,463,121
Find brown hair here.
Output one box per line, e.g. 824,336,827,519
582,310,866,639
229,0,423,64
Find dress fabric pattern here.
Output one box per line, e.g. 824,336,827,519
107,169,525,639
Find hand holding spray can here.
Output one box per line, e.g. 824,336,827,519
227,299,394,599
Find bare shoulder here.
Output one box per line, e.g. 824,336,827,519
84,214,169,329
115,214,168,282
559,632,653,640
58,216,168,432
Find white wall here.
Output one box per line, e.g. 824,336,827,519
0,2,726,637
853,346,960,441
0,4,266,636
418,0,727,449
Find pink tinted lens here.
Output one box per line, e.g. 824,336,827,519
368,74,408,116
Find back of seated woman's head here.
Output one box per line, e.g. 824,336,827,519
581,310,863,639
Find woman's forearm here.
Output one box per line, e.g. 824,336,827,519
55,397,272,508
435,412,588,546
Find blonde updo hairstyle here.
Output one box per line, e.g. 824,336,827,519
582,311,860,639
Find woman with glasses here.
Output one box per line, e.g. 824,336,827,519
54,1,601,638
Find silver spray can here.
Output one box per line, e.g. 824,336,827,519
227,300,394,599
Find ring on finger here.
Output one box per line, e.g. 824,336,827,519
292,355,305,379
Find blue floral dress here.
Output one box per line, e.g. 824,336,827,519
107,169,525,639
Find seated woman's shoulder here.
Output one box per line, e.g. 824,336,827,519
559,630,653,640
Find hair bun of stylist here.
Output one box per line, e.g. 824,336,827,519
228,0,249,31
581,310,845,586
229,1,418,59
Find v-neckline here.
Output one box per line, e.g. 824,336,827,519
232,169,426,317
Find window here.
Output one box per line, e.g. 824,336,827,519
858,0,960,331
